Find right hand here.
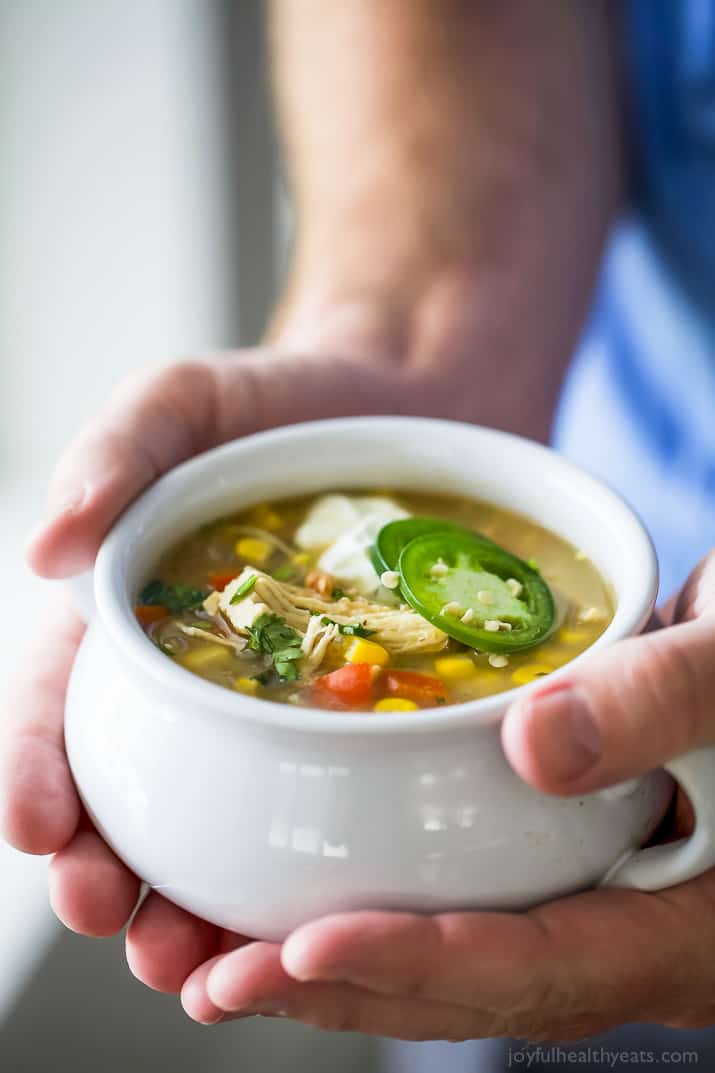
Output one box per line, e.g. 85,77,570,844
0,330,419,1015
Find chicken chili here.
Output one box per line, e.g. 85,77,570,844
135,492,613,711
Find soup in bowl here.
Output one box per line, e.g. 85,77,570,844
65,418,715,940
136,490,613,711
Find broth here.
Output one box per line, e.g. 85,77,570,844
136,491,613,711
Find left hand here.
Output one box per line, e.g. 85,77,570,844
180,550,715,1039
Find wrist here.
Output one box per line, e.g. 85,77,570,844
265,267,503,424
266,256,563,444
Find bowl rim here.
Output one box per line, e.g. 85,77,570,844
93,416,658,736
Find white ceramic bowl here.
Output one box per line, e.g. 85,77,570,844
65,418,715,940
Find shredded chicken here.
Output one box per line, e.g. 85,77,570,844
177,623,246,652
212,568,447,656
203,591,221,615
300,614,341,672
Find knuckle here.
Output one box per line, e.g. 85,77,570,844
112,359,212,409
674,550,715,623
396,917,451,999
670,639,709,748
659,633,706,747
109,365,157,401
622,631,705,752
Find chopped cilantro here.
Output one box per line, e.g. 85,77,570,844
230,573,258,604
338,622,375,638
246,613,304,682
331,587,346,599
140,580,208,614
272,564,295,582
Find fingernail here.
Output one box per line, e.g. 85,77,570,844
519,685,601,783
238,1005,290,1018
197,1013,224,1026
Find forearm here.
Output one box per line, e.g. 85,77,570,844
268,0,623,440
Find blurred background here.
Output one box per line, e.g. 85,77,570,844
0,1,379,1068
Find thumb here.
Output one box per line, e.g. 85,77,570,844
26,348,400,579
26,360,223,579
501,615,715,796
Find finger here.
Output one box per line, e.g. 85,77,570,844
181,930,258,1022
671,550,715,625
504,552,715,795
126,893,245,994
25,348,399,579
26,361,223,578
0,601,84,854
281,909,545,1012
49,828,140,937
502,615,715,795
202,941,495,1040
182,956,232,1025
279,879,715,1037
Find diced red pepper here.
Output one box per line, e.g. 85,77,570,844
207,570,239,591
135,604,169,629
383,670,447,705
311,663,375,710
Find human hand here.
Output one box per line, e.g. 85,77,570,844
2,0,626,1022
1,232,596,1010
0,325,439,1005
178,552,715,1038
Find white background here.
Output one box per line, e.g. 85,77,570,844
0,1,374,1069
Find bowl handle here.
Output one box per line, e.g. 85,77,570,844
65,570,97,623
600,747,715,891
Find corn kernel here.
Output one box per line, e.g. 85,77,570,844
235,537,271,564
248,503,284,531
434,655,476,680
511,663,554,686
345,637,390,667
558,628,588,645
179,645,232,671
292,551,310,565
374,697,418,712
235,676,259,694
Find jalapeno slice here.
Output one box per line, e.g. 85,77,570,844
372,516,486,574
398,530,554,653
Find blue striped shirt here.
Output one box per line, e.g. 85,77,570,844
555,0,715,598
